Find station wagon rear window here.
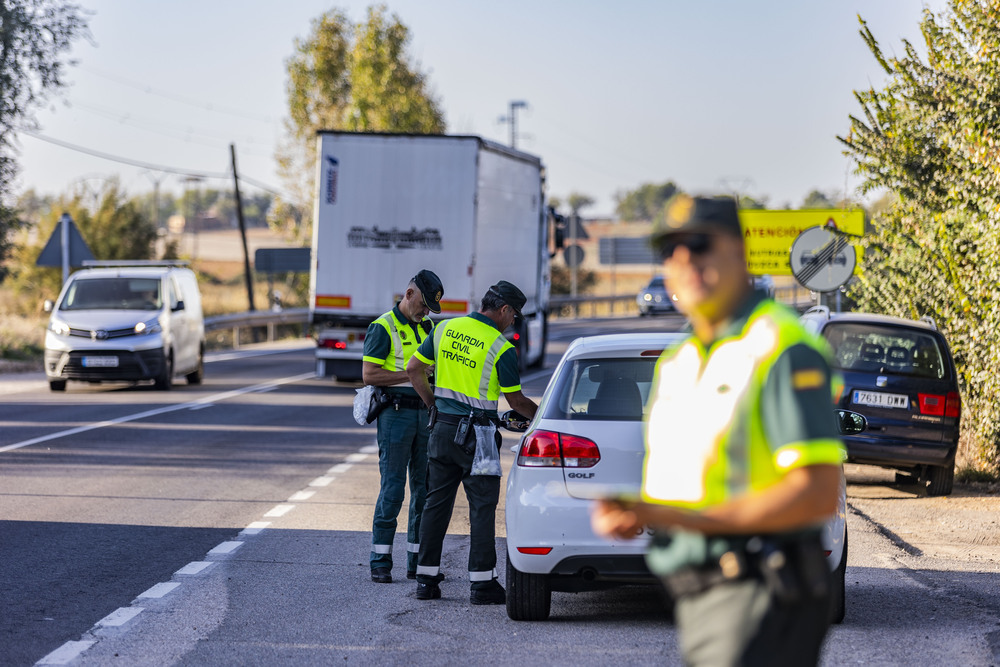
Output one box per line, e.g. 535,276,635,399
821,322,947,380
546,358,656,421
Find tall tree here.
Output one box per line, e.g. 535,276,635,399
802,189,836,209
272,4,445,243
614,181,680,221
0,0,89,282
840,2,1000,472
566,192,595,217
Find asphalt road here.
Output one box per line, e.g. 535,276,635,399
2,318,999,666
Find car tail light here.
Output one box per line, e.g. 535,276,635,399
918,392,960,418
945,391,960,418
517,430,600,468
516,547,553,555
918,393,944,416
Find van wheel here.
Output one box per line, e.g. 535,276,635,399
186,348,204,385
926,464,954,496
506,551,551,621
49,379,67,392
154,352,173,390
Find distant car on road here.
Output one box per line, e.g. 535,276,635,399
503,332,853,622
751,274,776,298
636,275,676,316
801,306,960,496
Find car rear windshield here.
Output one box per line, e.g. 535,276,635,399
545,357,656,421
61,278,162,311
822,322,948,379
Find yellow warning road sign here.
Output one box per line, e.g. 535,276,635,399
740,209,864,276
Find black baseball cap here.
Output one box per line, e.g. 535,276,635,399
488,280,526,316
412,269,443,313
650,195,743,255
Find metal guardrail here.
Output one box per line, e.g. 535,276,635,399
205,308,310,347
206,287,820,343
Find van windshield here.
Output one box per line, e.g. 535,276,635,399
61,278,162,311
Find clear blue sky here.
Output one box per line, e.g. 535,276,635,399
14,0,945,217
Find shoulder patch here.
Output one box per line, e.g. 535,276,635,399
792,368,825,390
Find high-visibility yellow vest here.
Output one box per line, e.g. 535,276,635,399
371,309,431,387
642,300,844,509
431,315,512,412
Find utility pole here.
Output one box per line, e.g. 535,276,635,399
231,143,256,313
498,100,527,149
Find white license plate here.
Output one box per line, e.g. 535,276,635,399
82,356,119,368
852,390,908,409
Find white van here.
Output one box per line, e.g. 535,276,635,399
43,261,206,392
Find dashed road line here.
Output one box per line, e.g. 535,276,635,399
1,372,315,454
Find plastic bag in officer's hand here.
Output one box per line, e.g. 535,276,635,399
353,385,375,426
470,422,502,476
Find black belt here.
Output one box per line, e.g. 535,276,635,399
434,412,465,425
434,412,501,428
662,535,827,601
387,395,426,410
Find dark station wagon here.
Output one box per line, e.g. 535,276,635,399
801,307,960,496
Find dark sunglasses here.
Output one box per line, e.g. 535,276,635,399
660,233,714,260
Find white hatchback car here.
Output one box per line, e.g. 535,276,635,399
504,333,851,622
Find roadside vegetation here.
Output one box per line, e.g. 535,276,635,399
842,2,1000,475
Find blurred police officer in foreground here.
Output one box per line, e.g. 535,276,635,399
592,195,845,666
406,281,538,604
362,270,443,584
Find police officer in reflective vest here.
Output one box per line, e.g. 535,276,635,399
592,196,845,666
362,269,443,584
406,281,538,604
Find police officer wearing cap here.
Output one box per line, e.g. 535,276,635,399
592,195,845,666
362,269,443,584
406,280,538,604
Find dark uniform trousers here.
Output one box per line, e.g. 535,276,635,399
416,420,501,588
673,575,831,666
371,404,429,573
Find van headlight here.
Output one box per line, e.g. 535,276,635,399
134,318,162,335
48,318,70,336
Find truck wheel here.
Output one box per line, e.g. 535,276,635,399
829,530,847,624
506,551,551,621
154,352,173,390
185,347,204,385
925,464,954,496
49,379,67,392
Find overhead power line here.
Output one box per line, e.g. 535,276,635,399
80,65,278,125
21,130,229,179
18,130,298,203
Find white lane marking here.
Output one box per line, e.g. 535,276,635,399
241,522,270,535
264,504,294,518
175,561,212,576
138,582,181,599
345,453,368,463
36,640,96,665
328,463,352,474
0,372,316,454
208,541,243,555
97,607,144,627
309,476,334,487
289,490,315,501
207,344,314,363
360,444,378,454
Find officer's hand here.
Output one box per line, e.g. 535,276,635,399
591,499,643,541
